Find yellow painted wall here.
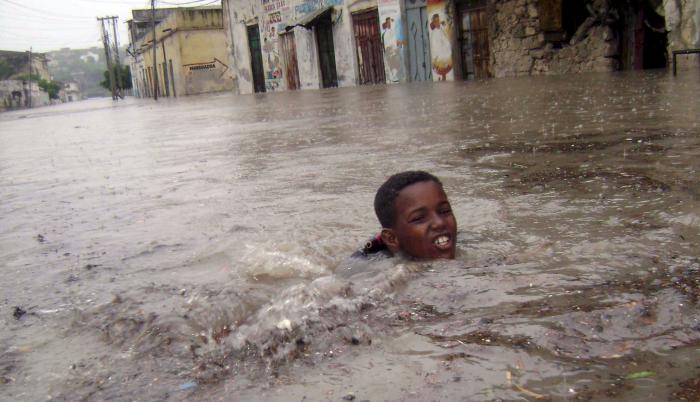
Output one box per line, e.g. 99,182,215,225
178,29,234,95
132,8,233,97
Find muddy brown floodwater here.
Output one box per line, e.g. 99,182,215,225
1,70,699,401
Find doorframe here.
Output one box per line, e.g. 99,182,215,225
315,14,338,88
247,24,267,93
456,0,490,80
352,8,386,85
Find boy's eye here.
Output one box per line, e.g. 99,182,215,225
409,214,425,223
438,205,452,215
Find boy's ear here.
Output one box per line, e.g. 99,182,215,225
380,228,399,252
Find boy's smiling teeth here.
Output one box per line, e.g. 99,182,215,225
434,235,450,247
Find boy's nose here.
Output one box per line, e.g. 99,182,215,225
429,213,446,230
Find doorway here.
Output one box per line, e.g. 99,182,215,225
616,2,668,70
315,14,338,88
458,0,489,80
247,24,266,93
279,32,300,90
406,0,432,81
352,9,385,85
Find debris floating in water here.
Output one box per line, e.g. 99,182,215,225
12,306,26,320
276,318,292,331
179,381,197,391
625,371,655,380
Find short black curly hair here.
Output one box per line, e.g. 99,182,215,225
374,171,442,228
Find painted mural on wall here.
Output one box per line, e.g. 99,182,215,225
427,0,454,80
261,0,291,91
378,0,406,83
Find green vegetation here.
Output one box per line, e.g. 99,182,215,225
0,60,14,80
100,64,132,91
15,73,62,99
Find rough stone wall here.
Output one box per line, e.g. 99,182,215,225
0,80,50,111
666,0,700,69
0,51,51,81
490,0,617,77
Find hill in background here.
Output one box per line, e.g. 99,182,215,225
47,47,114,98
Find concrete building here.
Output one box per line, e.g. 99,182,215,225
0,50,51,110
61,82,83,102
127,7,235,98
222,0,699,94
1,80,50,111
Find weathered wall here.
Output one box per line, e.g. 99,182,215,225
179,30,234,95
490,0,617,77
224,0,360,93
0,51,51,81
295,27,322,89
130,8,234,97
334,8,360,87
666,0,700,69
221,0,699,92
0,80,50,111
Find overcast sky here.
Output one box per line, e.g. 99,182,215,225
0,0,220,53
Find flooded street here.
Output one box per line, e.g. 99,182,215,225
1,70,699,401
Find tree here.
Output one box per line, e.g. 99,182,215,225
39,79,62,99
100,64,132,91
15,73,62,99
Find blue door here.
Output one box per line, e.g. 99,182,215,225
406,0,431,81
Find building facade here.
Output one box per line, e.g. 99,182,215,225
61,82,83,102
222,0,699,94
128,7,235,98
0,80,50,111
0,50,52,110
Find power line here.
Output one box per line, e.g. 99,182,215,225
0,0,96,20
158,0,217,5
64,0,149,4
0,23,93,32
193,0,221,6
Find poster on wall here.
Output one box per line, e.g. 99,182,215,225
426,0,453,81
261,0,292,90
378,0,406,83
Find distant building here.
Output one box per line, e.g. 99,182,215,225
127,7,235,98
0,50,51,110
61,82,83,102
79,51,100,63
1,80,50,111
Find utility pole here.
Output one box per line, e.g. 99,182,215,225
98,17,117,100
27,47,32,108
151,0,159,100
111,16,124,98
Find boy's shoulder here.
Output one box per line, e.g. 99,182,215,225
350,234,391,260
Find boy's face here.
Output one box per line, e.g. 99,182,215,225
382,181,457,259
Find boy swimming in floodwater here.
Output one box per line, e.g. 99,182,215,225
356,171,457,260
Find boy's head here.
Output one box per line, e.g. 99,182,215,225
374,171,457,259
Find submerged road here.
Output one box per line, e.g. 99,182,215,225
1,70,700,401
